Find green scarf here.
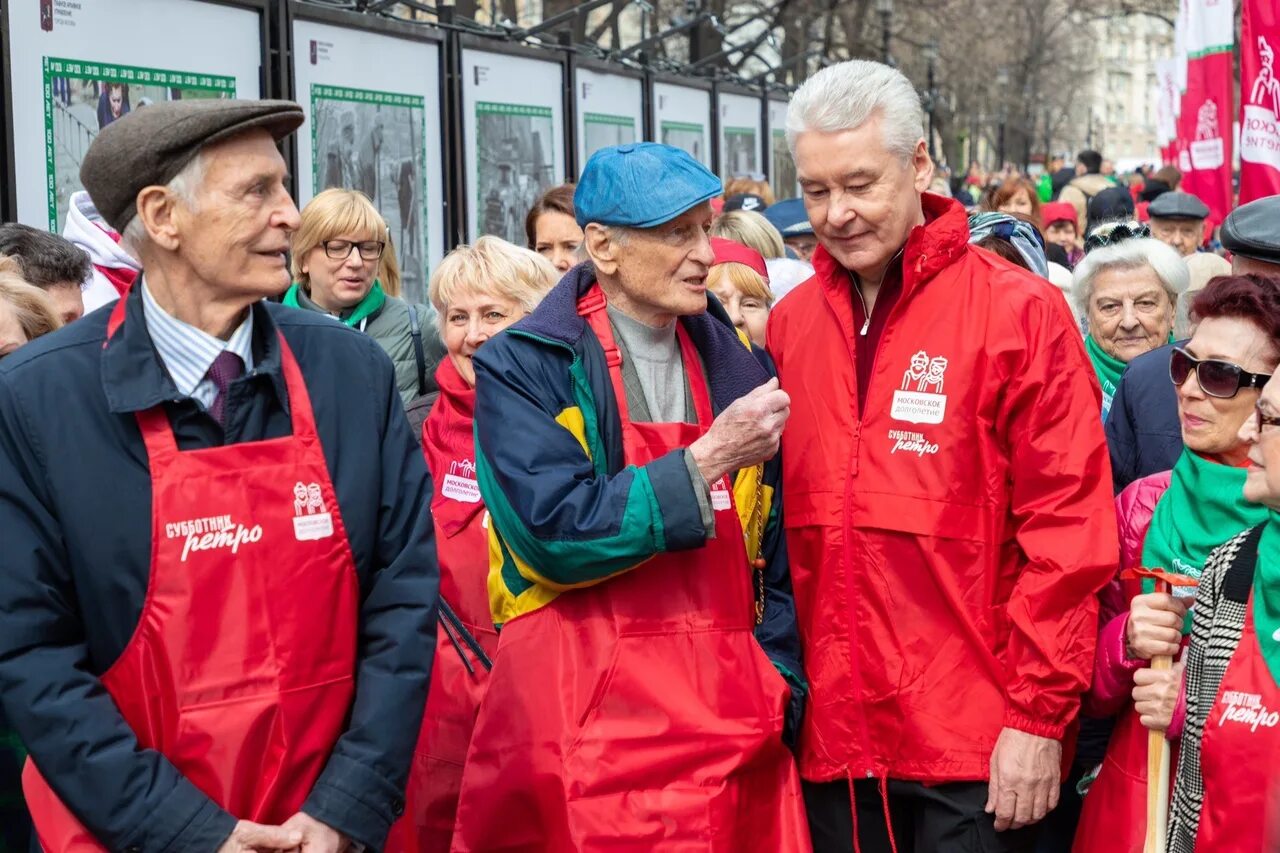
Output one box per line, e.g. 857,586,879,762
1142,449,1269,632
1085,334,1126,420
1255,516,1280,684
283,280,386,328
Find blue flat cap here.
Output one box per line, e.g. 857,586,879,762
1148,191,1210,221
575,142,721,228
763,197,813,237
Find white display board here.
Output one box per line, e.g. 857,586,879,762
768,97,797,199
292,18,444,303
574,67,643,169
5,0,263,231
652,82,712,167
718,91,763,179
461,48,566,244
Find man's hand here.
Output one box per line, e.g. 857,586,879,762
215,821,303,853
689,378,790,484
279,813,351,853
985,727,1062,831
1133,662,1184,732
1126,593,1187,660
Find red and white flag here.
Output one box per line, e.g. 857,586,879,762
1178,0,1234,224
1240,0,1280,203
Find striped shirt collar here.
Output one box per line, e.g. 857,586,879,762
140,277,255,400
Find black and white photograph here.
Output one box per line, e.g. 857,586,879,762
311,84,429,298
661,121,705,165
582,113,637,161
772,130,798,200
43,59,233,231
724,128,759,177
474,101,556,244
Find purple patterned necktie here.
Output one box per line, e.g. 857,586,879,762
206,350,245,426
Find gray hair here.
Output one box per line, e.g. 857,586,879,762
120,152,207,252
1071,236,1190,321
786,60,925,161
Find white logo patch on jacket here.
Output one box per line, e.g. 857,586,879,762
292,481,335,541
891,350,949,425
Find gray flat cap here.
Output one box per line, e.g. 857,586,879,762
1221,195,1280,264
1147,191,1209,221
81,99,305,232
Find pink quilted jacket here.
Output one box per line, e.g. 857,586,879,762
1085,470,1186,738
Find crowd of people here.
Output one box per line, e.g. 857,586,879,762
0,57,1279,853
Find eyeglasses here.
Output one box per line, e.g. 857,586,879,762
732,171,766,182
322,239,385,261
1084,221,1150,254
1257,405,1280,435
1170,347,1272,399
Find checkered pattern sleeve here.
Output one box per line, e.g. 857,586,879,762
1167,529,1253,853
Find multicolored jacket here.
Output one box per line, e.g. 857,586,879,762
472,263,805,712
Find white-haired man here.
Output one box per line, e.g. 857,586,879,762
766,60,1118,852
0,100,437,852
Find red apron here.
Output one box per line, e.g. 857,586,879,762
1192,596,1280,850
451,284,809,852
387,357,497,853
22,298,359,849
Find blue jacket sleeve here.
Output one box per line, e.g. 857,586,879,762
302,346,439,850
473,334,707,593
1106,367,1139,495
0,377,237,851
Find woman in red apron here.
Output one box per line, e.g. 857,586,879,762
22,297,360,849
1073,283,1280,853
451,282,810,852
1165,377,1280,851
386,237,559,853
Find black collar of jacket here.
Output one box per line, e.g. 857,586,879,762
100,283,290,415
515,261,770,413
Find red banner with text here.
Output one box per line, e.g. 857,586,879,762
1240,0,1280,204
1178,0,1234,224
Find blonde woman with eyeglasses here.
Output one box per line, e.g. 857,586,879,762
286,188,444,407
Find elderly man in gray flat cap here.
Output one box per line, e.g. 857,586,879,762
0,99,438,852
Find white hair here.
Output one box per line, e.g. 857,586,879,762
1071,237,1190,321
120,152,206,252
786,60,925,161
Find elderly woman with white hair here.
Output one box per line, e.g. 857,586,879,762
1072,222,1189,420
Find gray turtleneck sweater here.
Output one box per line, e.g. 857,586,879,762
606,304,714,534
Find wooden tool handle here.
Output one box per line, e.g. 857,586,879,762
1145,653,1173,853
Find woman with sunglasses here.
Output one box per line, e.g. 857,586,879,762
1073,275,1280,853
1072,222,1187,419
285,188,445,408
1165,278,1280,851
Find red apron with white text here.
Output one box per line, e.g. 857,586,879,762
451,284,810,852
386,358,497,853
21,298,359,850
1192,597,1280,850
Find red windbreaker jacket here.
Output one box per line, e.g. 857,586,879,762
768,193,1118,784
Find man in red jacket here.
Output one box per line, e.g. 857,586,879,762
768,60,1118,852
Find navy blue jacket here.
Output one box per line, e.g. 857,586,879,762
0,287,439,851
1106,342,1183,494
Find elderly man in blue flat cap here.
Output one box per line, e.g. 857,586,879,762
450,142,810,851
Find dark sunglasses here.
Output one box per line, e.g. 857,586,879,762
1084,222,1150,254
1170,346,1271,399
